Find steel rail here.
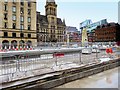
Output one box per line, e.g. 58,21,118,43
2,58,120,90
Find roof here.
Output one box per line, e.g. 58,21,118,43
109,23,116,26
66,26,78,32
38,15,64,26
46,0,55,3
57,18,63,25
39,15,48,25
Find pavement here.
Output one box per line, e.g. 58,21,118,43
55,67,119,88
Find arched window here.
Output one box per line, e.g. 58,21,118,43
26,40,32,48
13,23,16,29
2,40,9,49
11,40,17,48
19,40,25,47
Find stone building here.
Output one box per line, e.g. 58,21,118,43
0,0,37,49
37,0,66,45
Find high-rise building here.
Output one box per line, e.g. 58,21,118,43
0,0,37,49
37,0,66,45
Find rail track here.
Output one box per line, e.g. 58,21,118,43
2,58,120,90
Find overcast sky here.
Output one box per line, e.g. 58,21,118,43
37,0,119,30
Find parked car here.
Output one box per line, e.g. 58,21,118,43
82,48,92,54
72,44,78,48
99,45,107,50
92,45,100,53
92,48,100,53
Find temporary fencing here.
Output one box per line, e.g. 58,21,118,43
0,42,119,83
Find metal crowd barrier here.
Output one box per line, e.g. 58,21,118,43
0,48,84,76
0,44,119,83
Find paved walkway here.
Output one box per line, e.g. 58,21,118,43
55,67,119,88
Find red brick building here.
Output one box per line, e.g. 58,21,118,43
87,29,95,42
65,26,81,42
95,23,120,43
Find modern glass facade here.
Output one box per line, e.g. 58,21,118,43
80,19,108,32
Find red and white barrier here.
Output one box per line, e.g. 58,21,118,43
20,46,23,50
12,46,15,51
3,46,7,52
27,46,29,50
15,46,18,51
24,46,27,50
106,48,113,54
8,46,11,51
30,46,33,50
54,53,64,57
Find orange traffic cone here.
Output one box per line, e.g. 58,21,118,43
109,48,113,54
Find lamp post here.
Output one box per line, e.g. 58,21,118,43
67,33,70,47
79,50,82,64
54,52,58,66
20,11,23,41
96,47,98,59
17,11,23,72
20,11,23,49
45,34,47,47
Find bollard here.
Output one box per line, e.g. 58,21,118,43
16,55,20,72
96,48,98,59
54,52,58,66
79,50,82,64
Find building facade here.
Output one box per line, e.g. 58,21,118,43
0,0,37,49
87,29,95,42
65,26,81,43
80,19,107,32
80,19,108,42
37,0,66,45
95,23,120,42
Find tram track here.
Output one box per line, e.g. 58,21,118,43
2,58,120,90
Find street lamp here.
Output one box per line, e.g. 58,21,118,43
20,11,22,49
67,33,70,47
79,50,82,64
20,11,23,41
54,52,58,66
45,34,47,47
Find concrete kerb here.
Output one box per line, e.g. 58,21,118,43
31,59,120,89
1,58,120,89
